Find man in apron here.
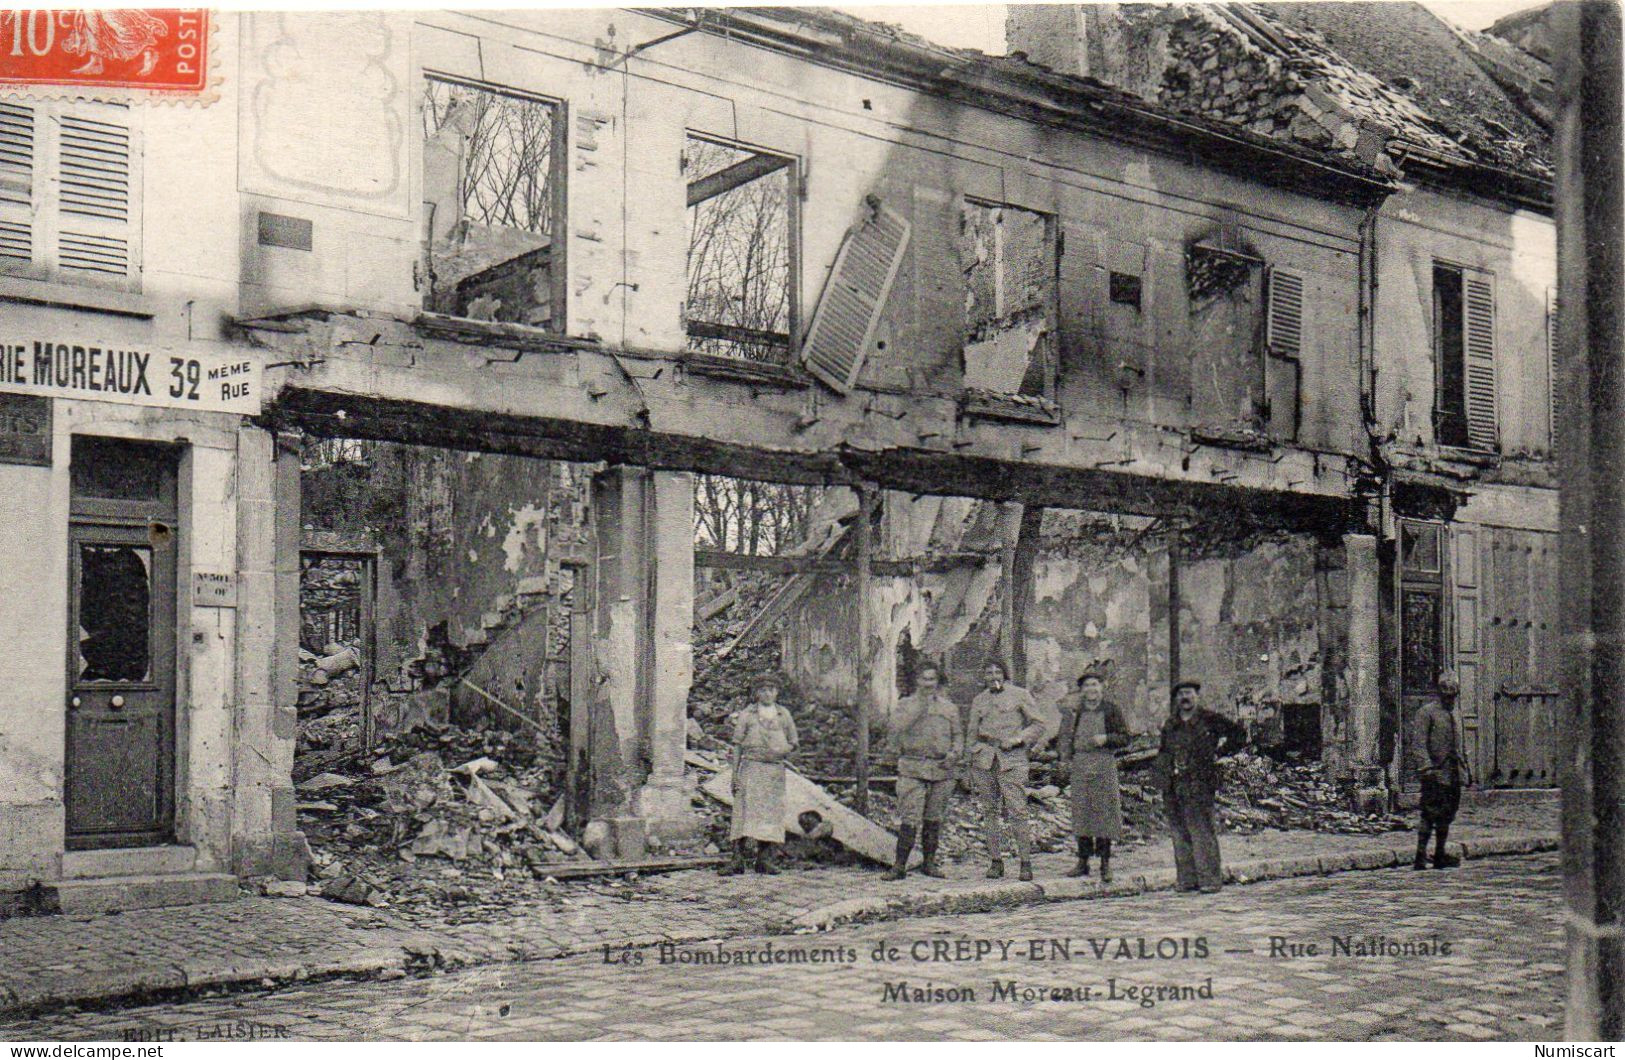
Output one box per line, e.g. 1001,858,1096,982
1057,666,1131,881
883,660,963,881
720,674,800,876
968,659,1059,881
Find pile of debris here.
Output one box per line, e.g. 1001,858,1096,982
293,718,595,913
1212,750,1410,834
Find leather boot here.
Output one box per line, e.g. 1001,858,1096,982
883,825,916,881
985,858,1005,879
1065,836,1092,877
1018,860,1034,882
1433,826,1459,869
1098,838,1113,884
756,841,781,874
919,821,946,878
1413,832,1430,871
719,838,751,876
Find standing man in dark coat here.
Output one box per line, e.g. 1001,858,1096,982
1156,680,1247,893
1414,670,1465,870
1057,666,1132,882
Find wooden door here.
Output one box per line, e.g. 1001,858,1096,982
65,437,178,849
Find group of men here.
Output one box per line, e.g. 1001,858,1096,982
723,658,1468,888
882,659,1247,892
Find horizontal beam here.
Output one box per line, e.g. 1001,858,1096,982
687,152,792,206
261,387,1358,532
694,547,996,576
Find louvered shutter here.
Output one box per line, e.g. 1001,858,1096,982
1546,286,1558,450
802,200,910,393
0,102,36,272
1463,273,1498,451
1266,267,1304,359
54,110,136,280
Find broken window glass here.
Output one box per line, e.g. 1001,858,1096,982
684,135,794,363
960,200,1054,396
1401,520,1443,574
77,543,151,682
422,79,559,329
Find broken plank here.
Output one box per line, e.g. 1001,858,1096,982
700,762,896,865
687,152,792,206
539,856,727,880
716,572,814,659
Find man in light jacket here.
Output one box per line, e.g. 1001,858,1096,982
883,660,963,881
967,659,1058,882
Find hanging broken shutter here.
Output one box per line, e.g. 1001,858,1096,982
55,110,137,281
1463,273,1498,450
801,199,910,393
0,102,36,272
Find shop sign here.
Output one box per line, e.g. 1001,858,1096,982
0,340,260,414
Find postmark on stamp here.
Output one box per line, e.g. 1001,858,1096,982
0,10,214,102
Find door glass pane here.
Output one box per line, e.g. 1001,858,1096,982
1402,588,1442,693
1401,521,1442,574
77,543,152,682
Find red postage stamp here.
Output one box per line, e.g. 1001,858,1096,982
0,10,210,95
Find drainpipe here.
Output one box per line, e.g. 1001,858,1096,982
1555,0,1623,1040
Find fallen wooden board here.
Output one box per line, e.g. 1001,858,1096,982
698,760,897,865
537,855,727,880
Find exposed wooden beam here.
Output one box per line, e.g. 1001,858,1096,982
687,152,792,207
854,485,878,815
694,547,997,576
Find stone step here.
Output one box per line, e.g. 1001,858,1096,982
61,845,197,879
46,872,239,915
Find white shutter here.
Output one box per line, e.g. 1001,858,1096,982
55,110,136,279
802,199,910,393
1266,267,1305,359
0,102,36,271
1463,273,1498,451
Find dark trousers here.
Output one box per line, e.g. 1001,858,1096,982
1419,774,1462,829
1167,794,1222,890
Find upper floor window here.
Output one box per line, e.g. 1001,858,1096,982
1432,262,1498,451
0,100,141,289
683,134,796,364
960,199,1055,400
421,78,562,330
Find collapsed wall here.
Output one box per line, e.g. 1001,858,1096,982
780,498,1351,762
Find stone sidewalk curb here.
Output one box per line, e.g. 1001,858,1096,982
789,831,1562,930
0,831,1559,1022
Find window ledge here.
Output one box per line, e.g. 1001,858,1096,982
681,351,809,388
959,389,1061,425
1191,424,1274,452
1434,444,1502,467
0,276,154,318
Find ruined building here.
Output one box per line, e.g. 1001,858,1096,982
0,5,1553,908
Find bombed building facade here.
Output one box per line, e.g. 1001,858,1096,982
0,5,1555,906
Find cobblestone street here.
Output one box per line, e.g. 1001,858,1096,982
2,852,1565,1042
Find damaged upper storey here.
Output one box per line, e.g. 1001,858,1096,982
213,6,1404,527
1005,2,1555,213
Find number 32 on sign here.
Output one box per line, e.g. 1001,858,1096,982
0,340,261,414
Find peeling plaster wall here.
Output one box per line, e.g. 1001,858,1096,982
784,505,1330,742
302,444,590,683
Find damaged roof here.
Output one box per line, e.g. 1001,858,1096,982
1260,2,1553,177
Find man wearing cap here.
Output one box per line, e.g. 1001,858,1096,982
967,659,1059,882
1414,670,1465,870
883,660,963,881
1156,679,1247,893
